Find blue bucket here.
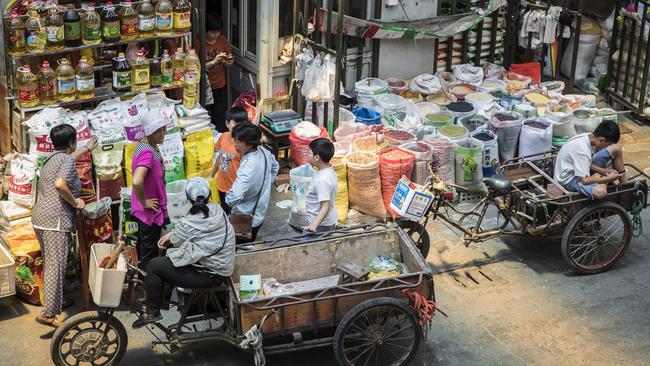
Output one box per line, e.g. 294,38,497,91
353,107,382,126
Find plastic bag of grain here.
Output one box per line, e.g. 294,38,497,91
455,138,484,191
384,129,416,146
518,118,553,158
422,138,455,184
353,134,389,153
373,93,406,128
288,164,316,230
289,122,330,166
346,152,386,218
159,131,185,183
379,148,416,218
92,144,124,200
184,129,214,177
334,122,370,142
8,154,37,207
355,78,388,108
489,112,523,161
471,129,499,177
400,142,434,185
331,155,349,224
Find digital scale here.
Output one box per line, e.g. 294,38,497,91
261,109,302,133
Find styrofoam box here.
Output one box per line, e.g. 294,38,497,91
390,178,434,221
89,243,127,308
0,243,16,298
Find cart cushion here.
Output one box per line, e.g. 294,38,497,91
483,174,512,193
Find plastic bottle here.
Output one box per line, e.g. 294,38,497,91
119,0,139,41
172,0,191,34
161,49,173,86
17,65,40,108
101,2,121,43
132,49,150,91
183,71,197,109
25,11,45,53
150,58,162,87
82,3,102,45
184,49,201,79
7,12,26,55
172,47,186,86
45,8,64,50
137,0,155,38
56,58,76,102
155,0,173,36
76,56,95,99
63,9,82,47
37,61,58,105
112,52,132,92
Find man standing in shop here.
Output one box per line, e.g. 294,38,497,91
205,14,233,133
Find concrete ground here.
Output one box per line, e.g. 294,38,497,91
2,118,650,365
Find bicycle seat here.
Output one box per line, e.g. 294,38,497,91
483,174,512,193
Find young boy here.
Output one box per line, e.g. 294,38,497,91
554,121,626,200
303,138,338,233
210,107,248,214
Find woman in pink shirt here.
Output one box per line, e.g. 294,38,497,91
131,110,169,269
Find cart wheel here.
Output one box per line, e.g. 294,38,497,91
50,311,128,366
397,221,430,259
561,201,632,274
333,297,422,366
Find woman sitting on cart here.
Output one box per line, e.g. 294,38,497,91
554,121,626,200
133,177,236,328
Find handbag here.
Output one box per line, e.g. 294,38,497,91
229,151,268,241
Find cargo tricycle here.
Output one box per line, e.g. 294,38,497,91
51,224,439,366
398,153,649,274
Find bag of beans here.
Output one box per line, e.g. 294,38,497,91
331,156,349,224
378,148,415,218
346,152,386,218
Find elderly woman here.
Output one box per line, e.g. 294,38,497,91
32,124,97,327
131,110,169,270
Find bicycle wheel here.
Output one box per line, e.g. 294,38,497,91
397,221,430,258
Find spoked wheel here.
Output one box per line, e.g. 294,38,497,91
397,221,430,259
561,202,632,274
333,297,422,366
51,311,128,366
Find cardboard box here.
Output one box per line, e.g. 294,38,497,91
390,177,434,221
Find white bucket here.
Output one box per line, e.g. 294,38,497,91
89,243,128,308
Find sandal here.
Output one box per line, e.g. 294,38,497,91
36,315,64,328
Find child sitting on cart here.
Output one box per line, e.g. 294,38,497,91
132,177,236,328
554,121,626,200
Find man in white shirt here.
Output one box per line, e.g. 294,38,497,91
553,121,626,200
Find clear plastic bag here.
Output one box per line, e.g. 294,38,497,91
368,256,403,274
288,164,316,229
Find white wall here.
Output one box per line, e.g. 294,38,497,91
377,0,438,79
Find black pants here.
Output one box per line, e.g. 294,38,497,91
134,217,162,270
236,223,262,244
218,190,231,215
144,257,224,313
209,87,228,133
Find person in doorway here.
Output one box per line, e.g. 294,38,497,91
133,177,236,328
131,110,169,270
209,107,249,214
226,123,279,242
303,138,338,234
204,14,233,133
32,124,97,327
554,120,626,200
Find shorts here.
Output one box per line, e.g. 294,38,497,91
564,147,613,199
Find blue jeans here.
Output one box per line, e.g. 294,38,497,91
565,148,613,199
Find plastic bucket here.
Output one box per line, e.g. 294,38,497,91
89,243,128,308
353,107,382,126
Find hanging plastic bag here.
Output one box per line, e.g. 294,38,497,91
184,129,214,177
295,47,314,81
159,131,185,183
518,118,553,158
288,164,316,229
378,148,416,218
331,156,349,224
455,138,484,192
346,152,386,218
82,197,114,243
92,144,124,200
8,154,37,207
489,112,524,161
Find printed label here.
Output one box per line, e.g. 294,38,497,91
151,74,162,86
58,78,76,93
121,19,138,36
45,26,63,42
112,71,132,89
173,69,184,82
26,30,39,46
162,74,173,84
138,16,155,31
83,26,101,39
102,21,120,38
173,12,190,29
18,87,39,102
64,22,81,39
134,69,150,85
75,75,95,92
156,14,172,29
39,81,56,95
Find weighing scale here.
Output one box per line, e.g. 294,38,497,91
261,109,302,133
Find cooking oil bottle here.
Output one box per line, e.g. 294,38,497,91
82,3,102,45
150,58,162,87
172,47,186,86
76,56,95,99
137,0,155,38
161,49,173,86
172,0,191,34
183,70,197,109
112,52,132,92
25,11,45,53
37,61,58,105
101,2,121,43
63,9,82,47
56,58,76,102
16,65,40,108
132,49,150,91
155,0,173,36
119,0,139,41
7,12,26,56
45,8,64,50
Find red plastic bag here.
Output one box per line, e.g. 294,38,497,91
76,161,96,203
378,147,415,218
232,91,257,122
82,197,113,243
509,62,541,85
289,126,330,166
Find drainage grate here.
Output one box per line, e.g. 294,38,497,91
437,266,508,291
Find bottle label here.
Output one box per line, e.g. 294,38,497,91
138,16,155,32
26,30,39,47
135,69,150,85
121,18,139,36
83,26,101,39
8,31,25,44
46,25,64,42
102,21,121,38
39,80,56,95
151,74,162,86
162,74,173,84
75,75,95,92
58,78,76,94
173,11,190,29
18,86,39,102
112,71,132,89
173,69,184,83
64,21,81,40
156,14,172,29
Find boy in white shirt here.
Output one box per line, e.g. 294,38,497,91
303,138,338,233
554,121,626,200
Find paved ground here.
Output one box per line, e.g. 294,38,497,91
3,118,650,365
